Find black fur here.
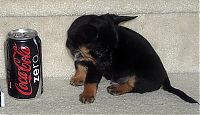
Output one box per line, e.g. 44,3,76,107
66,14,199,104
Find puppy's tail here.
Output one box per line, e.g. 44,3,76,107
162,77,199,104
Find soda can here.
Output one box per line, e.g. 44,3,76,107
5,28,43,99
0,86,5,107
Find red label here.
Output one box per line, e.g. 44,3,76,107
13,42,32,96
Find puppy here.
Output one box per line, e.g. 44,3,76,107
66,14,199,104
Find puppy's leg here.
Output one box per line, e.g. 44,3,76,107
107,76,135,96
70,62,87,86
79,67,102,104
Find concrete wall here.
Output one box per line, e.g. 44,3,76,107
0,0,199,78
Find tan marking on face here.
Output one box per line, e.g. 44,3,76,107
107,76,135,95
70,64,87,86
79,46,96,65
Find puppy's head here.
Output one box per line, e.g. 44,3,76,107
67,14,137,70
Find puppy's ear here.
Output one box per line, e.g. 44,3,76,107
77,24,99,43
108,14,138,25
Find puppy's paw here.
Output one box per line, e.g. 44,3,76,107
107,77,134,96
79,83,97,104
70,76,85,86
107,83,133,96
79,92,95,104
107,84,124,96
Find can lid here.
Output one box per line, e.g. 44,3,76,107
8,29,38,40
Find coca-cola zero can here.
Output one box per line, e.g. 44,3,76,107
5,28,43,99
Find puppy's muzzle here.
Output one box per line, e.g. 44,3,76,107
73,47,97,65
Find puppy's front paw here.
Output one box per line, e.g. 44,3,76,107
70,76,84,86
79,83,97,104
79,92,95,104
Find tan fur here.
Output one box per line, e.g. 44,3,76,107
107,76,135,95
79,83,97,103
70,64,87,86
79,46,96,65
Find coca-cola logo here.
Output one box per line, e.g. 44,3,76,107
13,42,32,96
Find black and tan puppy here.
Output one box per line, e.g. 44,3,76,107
66,14,198,104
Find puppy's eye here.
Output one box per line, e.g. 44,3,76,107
90,51,102,58
96,52,103,57
96,50,105,57
89,51,96,57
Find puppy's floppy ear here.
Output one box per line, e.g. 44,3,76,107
77,24,99,43
108,14,138,25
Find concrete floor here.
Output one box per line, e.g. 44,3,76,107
0,73,199,114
